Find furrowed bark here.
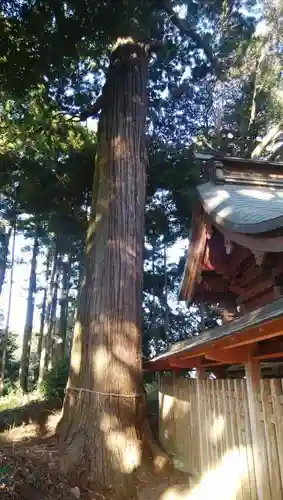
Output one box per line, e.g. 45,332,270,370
20,227,39,392
0,227,11,299
38,241,58,385
35,243,53,381
56,39,166,498
0,220,16,396
57,256,71,361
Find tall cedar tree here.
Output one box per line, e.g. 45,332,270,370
56,39,164,497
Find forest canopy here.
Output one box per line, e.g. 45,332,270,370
0,0,283,496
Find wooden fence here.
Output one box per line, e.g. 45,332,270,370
158,374,283,500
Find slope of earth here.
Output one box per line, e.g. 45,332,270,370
0,401,192,499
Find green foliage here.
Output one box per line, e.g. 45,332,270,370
1,0,282,387
0,332,20,395
0,389,44,411
40,358,70,401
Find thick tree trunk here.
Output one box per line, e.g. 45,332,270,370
0,221,16,396
0,227,11,299
56,40,158,497
38,244,58,385
20,228,39,392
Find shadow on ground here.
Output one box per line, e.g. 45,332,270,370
0,396,192,500
0,398,62,434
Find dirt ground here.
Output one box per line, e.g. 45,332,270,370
0,410,192,500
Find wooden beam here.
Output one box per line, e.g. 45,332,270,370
205,344,256,364
233,258,263,289
202,360,229,368
210,366,227,378
168,356,204,370
223,318,283,350
227,245,251,277
242,288,275,312
198,271,244,296
236,259,283,304
145,312,283,372
179,205,207,301
253,340,283,360
213,219,283,254
193,289,237,308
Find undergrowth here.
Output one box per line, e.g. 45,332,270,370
0,388,46,411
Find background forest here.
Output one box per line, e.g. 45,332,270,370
0,0,283,399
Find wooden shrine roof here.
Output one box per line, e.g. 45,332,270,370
144,297,283,372
197,181,283,234
179,155,283,305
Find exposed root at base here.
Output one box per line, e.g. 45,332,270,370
147,439,172,473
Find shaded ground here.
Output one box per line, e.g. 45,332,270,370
0,397,192,500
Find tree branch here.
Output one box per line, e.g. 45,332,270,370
80,95,104,121
162,0,215,67
251,121,283,159
266,142,283,161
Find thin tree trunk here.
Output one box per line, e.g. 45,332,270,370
0,220,16,396
35,243,53,380
38,243,58,385
57,257,71,361
0,227,11,299
47,262,60,369
19,228,39,392
162,193,169,338
57,40,164,497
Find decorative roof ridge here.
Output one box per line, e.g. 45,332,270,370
195,153,283,188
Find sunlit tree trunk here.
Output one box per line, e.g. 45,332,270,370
47,261,60,369
0,220,16,396
0,227,11,299
19,227,39,392
38,242,58,385
35,243,52,380
57,256,71,361
57,40,160,497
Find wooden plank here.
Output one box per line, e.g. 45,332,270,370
245,359,272,500
260,380,277,500
261,380,282,500
232,379,244,500
270,379,283,493
221,379,230,457
209,380,219,468
227,379,240,496
205,345,255,364
196,370,205,474
179,206,207,301
253,340,283,360
215,379,224,463
240,378,255,500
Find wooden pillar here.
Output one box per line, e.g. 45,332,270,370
196,361,206,475
245,359,271,500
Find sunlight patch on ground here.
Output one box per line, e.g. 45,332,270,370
160,445,250,500
0,412,61,443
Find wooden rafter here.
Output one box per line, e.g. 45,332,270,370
179,205,208,302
